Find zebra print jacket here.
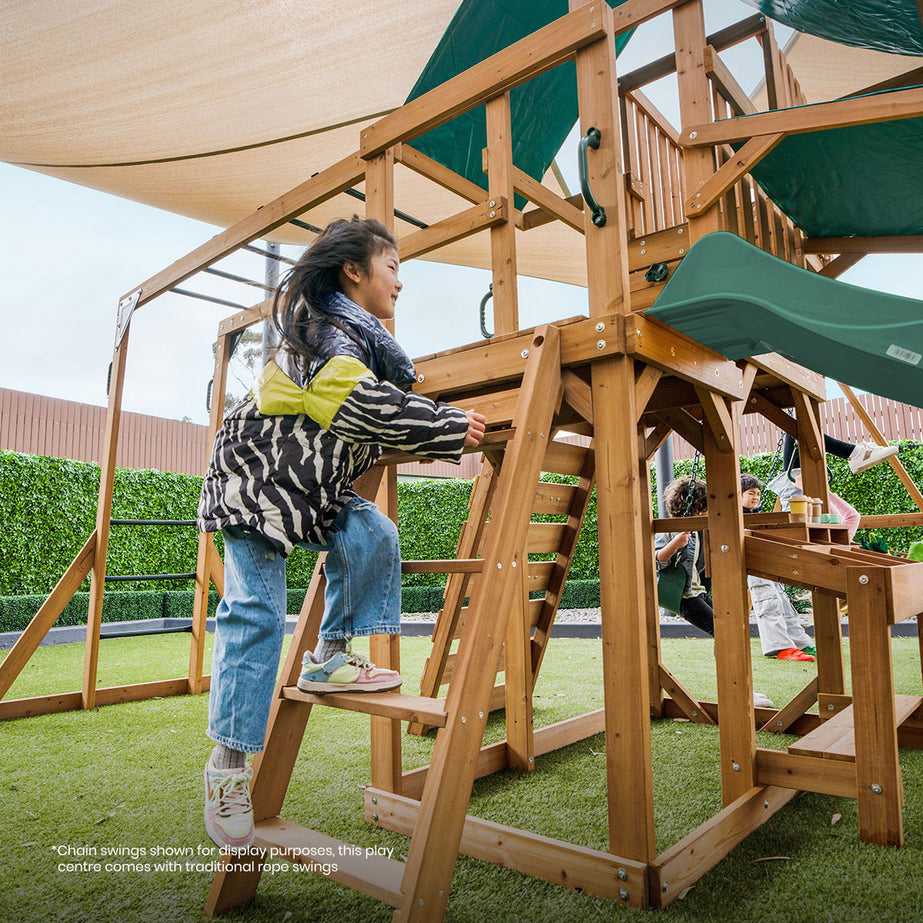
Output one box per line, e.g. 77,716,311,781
197,294,469,555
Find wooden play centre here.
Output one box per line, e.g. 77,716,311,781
4,0,923,918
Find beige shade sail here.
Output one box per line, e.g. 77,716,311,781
1,0,590,285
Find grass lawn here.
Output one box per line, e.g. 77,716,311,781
1,632,922,923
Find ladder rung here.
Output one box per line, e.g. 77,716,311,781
281,687,448,727
401,559,483,574
541,439,588,476
532,482,578,515
253,818,403,907
788,695,923,761
527,521,570,554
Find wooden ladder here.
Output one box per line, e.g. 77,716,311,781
206,325,567,921
408,425,596,742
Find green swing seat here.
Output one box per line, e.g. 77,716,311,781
646,232,923,406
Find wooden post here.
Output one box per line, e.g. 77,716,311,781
699,390,756,804
573,1,656,875
189,327,234,694
673,0,720,242
82,321,132,710
366,148,404,794
504,553,535,771
847,568,903,846
640,432,665,718
486,93,519,335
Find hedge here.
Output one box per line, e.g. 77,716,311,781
3,441,921,629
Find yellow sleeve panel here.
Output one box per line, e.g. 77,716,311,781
252,355,374,428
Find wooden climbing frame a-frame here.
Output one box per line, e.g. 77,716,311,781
4,1,923,918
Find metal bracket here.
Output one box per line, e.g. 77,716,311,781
115,289,141,349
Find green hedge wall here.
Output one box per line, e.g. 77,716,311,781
2,441,920,629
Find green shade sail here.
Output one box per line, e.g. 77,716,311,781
746,112,923,238
405,0,634,198
647,232,923,405
743,0,923,56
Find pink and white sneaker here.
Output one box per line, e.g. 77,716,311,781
297,650,402,694
204,756,254,849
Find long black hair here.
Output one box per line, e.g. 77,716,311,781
271,216,398,370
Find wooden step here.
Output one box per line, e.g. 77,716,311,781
281,687,448,727
253,817,403,907
789,695,923,761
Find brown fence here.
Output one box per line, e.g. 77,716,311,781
0,387,482,478
3,386,919,476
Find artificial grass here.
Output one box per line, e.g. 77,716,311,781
1,634,922,923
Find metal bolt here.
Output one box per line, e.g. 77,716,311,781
417,374,425,382
721,544,729,552
597,339,606,350
828,704,835,711
489,211,496,218
872,784,882,794
497,563,502,569
372,813,379,821
690,130,698,139
512,560,517,567
679,248,685,255
641,248,646,254
662,882,669,893
678,227,685,234
777,720,783,727
671,347,676,356
521,349,530,358
461,716,467,723
692,709,698,717
764,800,770,808
619,889,629,901
490,200,496,207
372,797,378,805
617,869,628,881
478,711,484,718
595,321,606,332
636,328,642,336
732,763,740,772
859,575,869,584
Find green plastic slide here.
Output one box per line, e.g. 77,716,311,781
646,232,923,406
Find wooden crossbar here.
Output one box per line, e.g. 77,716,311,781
280,688,448,727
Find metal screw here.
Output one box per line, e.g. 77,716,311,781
512,560,517,567
692,709,698,717
678,228,685,234
662,882,669,893
490,200,496,207
417,374,425,382
690,130,698,139
721,545,729,552
777,720,783,727
828,704,835,711
641,248,646,254
372,797,378,804
497,563,502,569
461,716,467,723
489,211,496,218
679,248,685,255
859,575,869,584
619,889,629,901
636,328,642,336
372,813,379,821
479,711,484,718
732,763,740,772
597,339,606,350
617,869,628,881
521,349,530,358
872,784,882,794
595,321,606,332
764,800,770,808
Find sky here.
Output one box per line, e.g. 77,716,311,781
2,0,917,426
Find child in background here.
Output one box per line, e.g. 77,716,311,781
741,474,816,662
196,217,486,849
656,475,774,708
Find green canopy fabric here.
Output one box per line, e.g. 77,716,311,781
647,232,923,406
746,111,923,238
406,0,634,199
743,0,923,57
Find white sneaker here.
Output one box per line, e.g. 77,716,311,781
848,442,898,474
753,691,774,709
204,756,254,849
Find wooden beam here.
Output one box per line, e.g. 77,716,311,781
656,408,705,454
838,382,923,513
618,13,768,94
651,785,797,908
749,354,826,402
704,44,756,117
643,420,672,460
817,252,865,278
396,142,486,205
511,165,586,233
804,235,923,254
742,391,798,437
685,133,784,216
759,676,818,733
562,369,594,423
755,748,858,798
360,5,608,158
634,364,663,413
695,387,736,453
520,193,586,231
0,532,96,701
398,198,508,261
125,153,365,307
681,85,923,147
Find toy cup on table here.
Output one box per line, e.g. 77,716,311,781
789,495,810,521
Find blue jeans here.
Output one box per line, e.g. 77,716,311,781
207,497,401,752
